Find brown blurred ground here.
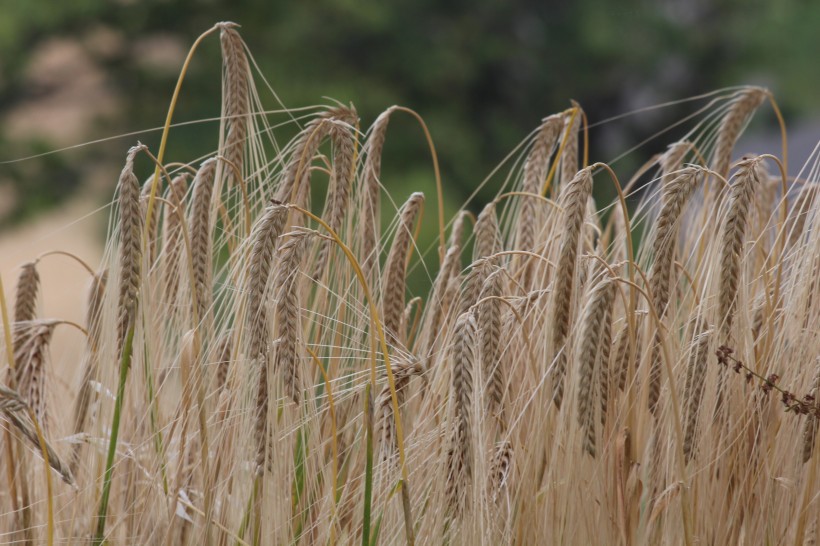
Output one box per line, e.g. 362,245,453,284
0,196,103,424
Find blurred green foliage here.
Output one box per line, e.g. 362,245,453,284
0,0,816,290
3,0,817,195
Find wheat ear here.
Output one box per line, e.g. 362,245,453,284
422,211,467,351
682,322,712,462
359,108,393,276
0,385,73,484
162,173,189,306
219,23,251,182
382,192,424,343
550,166,593,407
116,145,145,349
453,311,477,463
659,141,692,184
275,107,352,205
576,272,615,457
314,113,358,280
214,330,233,394
517,114,562,265
188,158,218,327
13,262,39,325
13,320,58,428
712,87,766,178
647,167,701,413
489,439,513,504
446,311,478,517
712,156,763,420
719,156,763,338
12,262,40,365
650,167,701,319
575,196,600,292
598,283,615,428
474,202,501,264
275,235,306,405
246,203,288,358
449,210,469,249
479,268,505,422
377,357,424,465
425,244,462,358
141,175,161,266
612,323,630,391
559,104,582,188
462,203,500,313
245,202,288,472
444,420,469,521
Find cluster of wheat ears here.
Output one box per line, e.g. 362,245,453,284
1,22,819,545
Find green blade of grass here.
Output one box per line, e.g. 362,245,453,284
93,322,136,545
362,383,374,546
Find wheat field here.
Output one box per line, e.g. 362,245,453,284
1,22,819,545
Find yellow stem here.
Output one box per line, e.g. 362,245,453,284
765,92,788,179
393,106,445,266
143,24,221,247
493,191,563,212
36,250,96,276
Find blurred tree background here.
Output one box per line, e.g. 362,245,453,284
0,0,817,285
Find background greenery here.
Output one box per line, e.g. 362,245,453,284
0,0,816,287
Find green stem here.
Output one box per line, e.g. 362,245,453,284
94,322,136,545
362,383,374,546
236,476,259,545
